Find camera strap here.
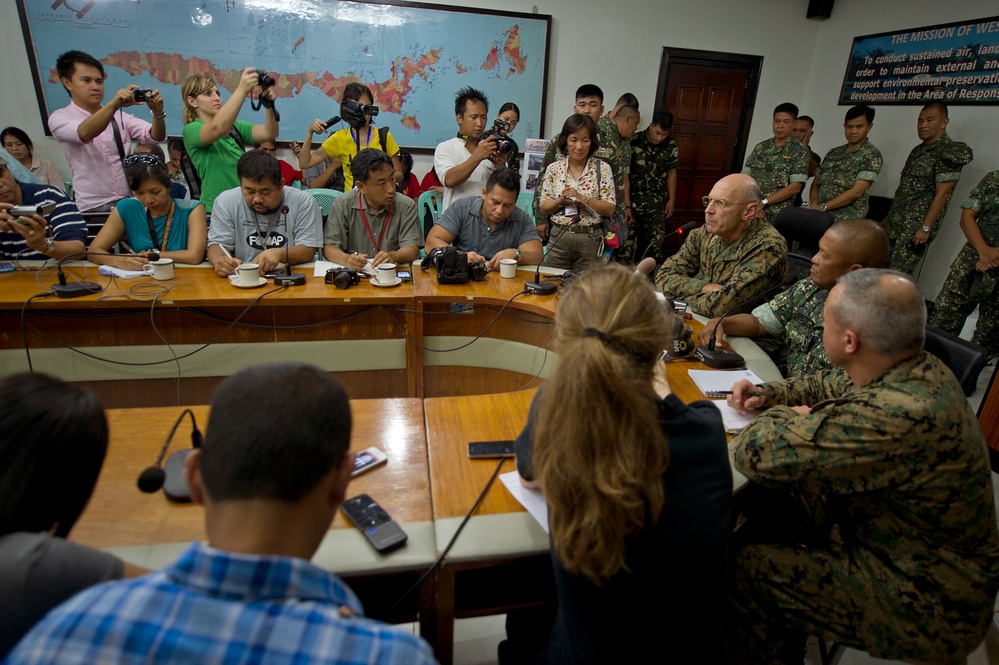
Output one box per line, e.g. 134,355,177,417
110,113,127,162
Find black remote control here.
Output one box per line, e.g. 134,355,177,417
340,493,408,553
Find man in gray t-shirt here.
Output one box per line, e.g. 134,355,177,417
207,151,323,277
425,167,542,270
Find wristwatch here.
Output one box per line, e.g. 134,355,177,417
44,237,55,253
921,225,931,233
819,203,828,212
761,197,769,207
514,248,522,262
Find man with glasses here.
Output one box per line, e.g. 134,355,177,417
654,174,787,317
48,50,165,213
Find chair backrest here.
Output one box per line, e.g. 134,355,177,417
417,190,442,240
774,207,835,260
516,192,532,215
923,324,987,397
305,188,342,218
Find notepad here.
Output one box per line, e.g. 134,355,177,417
98,265,151,279
500,471,549,533
688,368,764,396
710,400,758,433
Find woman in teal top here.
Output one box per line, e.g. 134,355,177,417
89,154,207,269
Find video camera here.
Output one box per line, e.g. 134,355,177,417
325,267,362,290
340,98,380,130
421,247,487,284
481,118,514,155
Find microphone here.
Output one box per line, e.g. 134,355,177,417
52,250,161,298
137,408,203,502
273,205,305,286
526,218,579,295
640,221,698,262
696,281,789,369
323,116,341,130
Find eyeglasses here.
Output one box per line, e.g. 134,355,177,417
702,196,750,210
123,153,162,167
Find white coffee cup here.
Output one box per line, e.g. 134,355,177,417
499,258,518,279
143,258,174,280
236,262,260,286
377,262,397,284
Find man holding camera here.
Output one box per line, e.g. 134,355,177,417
425,167,542,270
0,155,86,260
48,50,165,213
434,87,507,212
323,149,421,270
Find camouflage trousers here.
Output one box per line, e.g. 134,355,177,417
729,542,981,664
630,213,671,264
931,243,999,360
886,229,930,276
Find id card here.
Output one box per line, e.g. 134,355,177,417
564,204,578,216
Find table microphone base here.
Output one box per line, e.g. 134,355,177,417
696,345,746,369
274,272,306,286
163,449,195,502
53,282,101,298
525,280,557,295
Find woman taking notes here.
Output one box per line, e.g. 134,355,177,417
537,114,615,272
514,264,733,663
89,154,206,269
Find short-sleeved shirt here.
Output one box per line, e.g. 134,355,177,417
743,137,810,223
962,170,999,246
321,127,399,191
434,137,496,212
323,188,421,257
814,139,883,220
28,156,65,191
886,134,973,238
541,157,616,227
435,195,539,259
48,101,156,211
752,278,833,377
630,131,679,224
115,197,203,255
0,181,87,260
207,186,323,262
182,119,255,213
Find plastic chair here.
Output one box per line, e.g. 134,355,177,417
773,207,835,261
418,190,442,239
517,192,532,215
923,324,987,397
305,188,342,218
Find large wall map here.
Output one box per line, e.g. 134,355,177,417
19,0,551,149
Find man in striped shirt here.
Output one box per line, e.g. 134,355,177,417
0,156,85,260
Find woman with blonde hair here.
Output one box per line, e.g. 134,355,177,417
181,68,278,212
514,264,733,663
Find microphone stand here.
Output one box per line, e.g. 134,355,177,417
273,206,305,286
525,218,579,296
52,250,161,298
696,282,788,369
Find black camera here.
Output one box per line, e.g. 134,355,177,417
482,119,514,155
325,267,361,290
340,98,380,130
256,69,276,88
133,88,153,102
422,247,487,284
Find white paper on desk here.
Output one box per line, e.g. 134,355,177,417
313,259,376,278
710,400,758,433
688,368,764,395
499,471,549,533
98,265,151,279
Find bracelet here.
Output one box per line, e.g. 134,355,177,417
154,113,167,119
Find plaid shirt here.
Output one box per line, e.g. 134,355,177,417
6,542,437,665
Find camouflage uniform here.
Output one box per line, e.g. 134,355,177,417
932,170,999,360
813,139,883,220
654,219,787,317
729,353,999,663
752,279,833,377
629,131,679,262
885,134,973,275
742,137,810,224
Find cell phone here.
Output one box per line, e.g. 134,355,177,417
340,494,408,553
397,270,412,283
0,262,15,273
351,446,388,477
10,203,56,218
467,440,515,459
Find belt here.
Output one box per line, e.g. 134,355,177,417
554,223,602,235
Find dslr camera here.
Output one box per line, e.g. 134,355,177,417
481,119,514,155
341,98,380,130
255,69,276,88
132,89,153,103
325,267,361,290
422,247,487,284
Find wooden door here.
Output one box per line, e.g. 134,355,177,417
655,49,762,256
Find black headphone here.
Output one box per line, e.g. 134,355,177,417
136,409,202,502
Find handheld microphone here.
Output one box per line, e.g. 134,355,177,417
526,218,580,295
273,205,305,286
323,116,341,130
696,281,788,369
640,221,698,262
52,250,160,298
137,408,203,502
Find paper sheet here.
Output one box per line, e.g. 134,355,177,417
313,259,376,278
710,400,758,433
98,265,151,279
499,471,549,533
687,368,764,395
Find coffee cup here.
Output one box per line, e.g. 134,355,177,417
376,263,397,284
236,263,260,286
499,258,517,279
143,257,174,280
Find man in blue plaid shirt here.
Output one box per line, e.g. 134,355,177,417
5,363,437,665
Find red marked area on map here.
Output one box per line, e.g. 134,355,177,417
401,115,421,131
61,48,444,116
481,26,527,76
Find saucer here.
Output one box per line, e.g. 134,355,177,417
229,276,267,288
369,276,402,288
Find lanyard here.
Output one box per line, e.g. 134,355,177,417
359,199,391,253
251,209,282,249
144,201,175,252
350,126,373,147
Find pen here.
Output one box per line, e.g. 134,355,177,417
219,245,233,259
703,390,766,398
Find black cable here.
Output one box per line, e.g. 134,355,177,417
378,457,505,621
179,304,379,330
20,291,55,373
518,323,557,390
147,292,182,406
